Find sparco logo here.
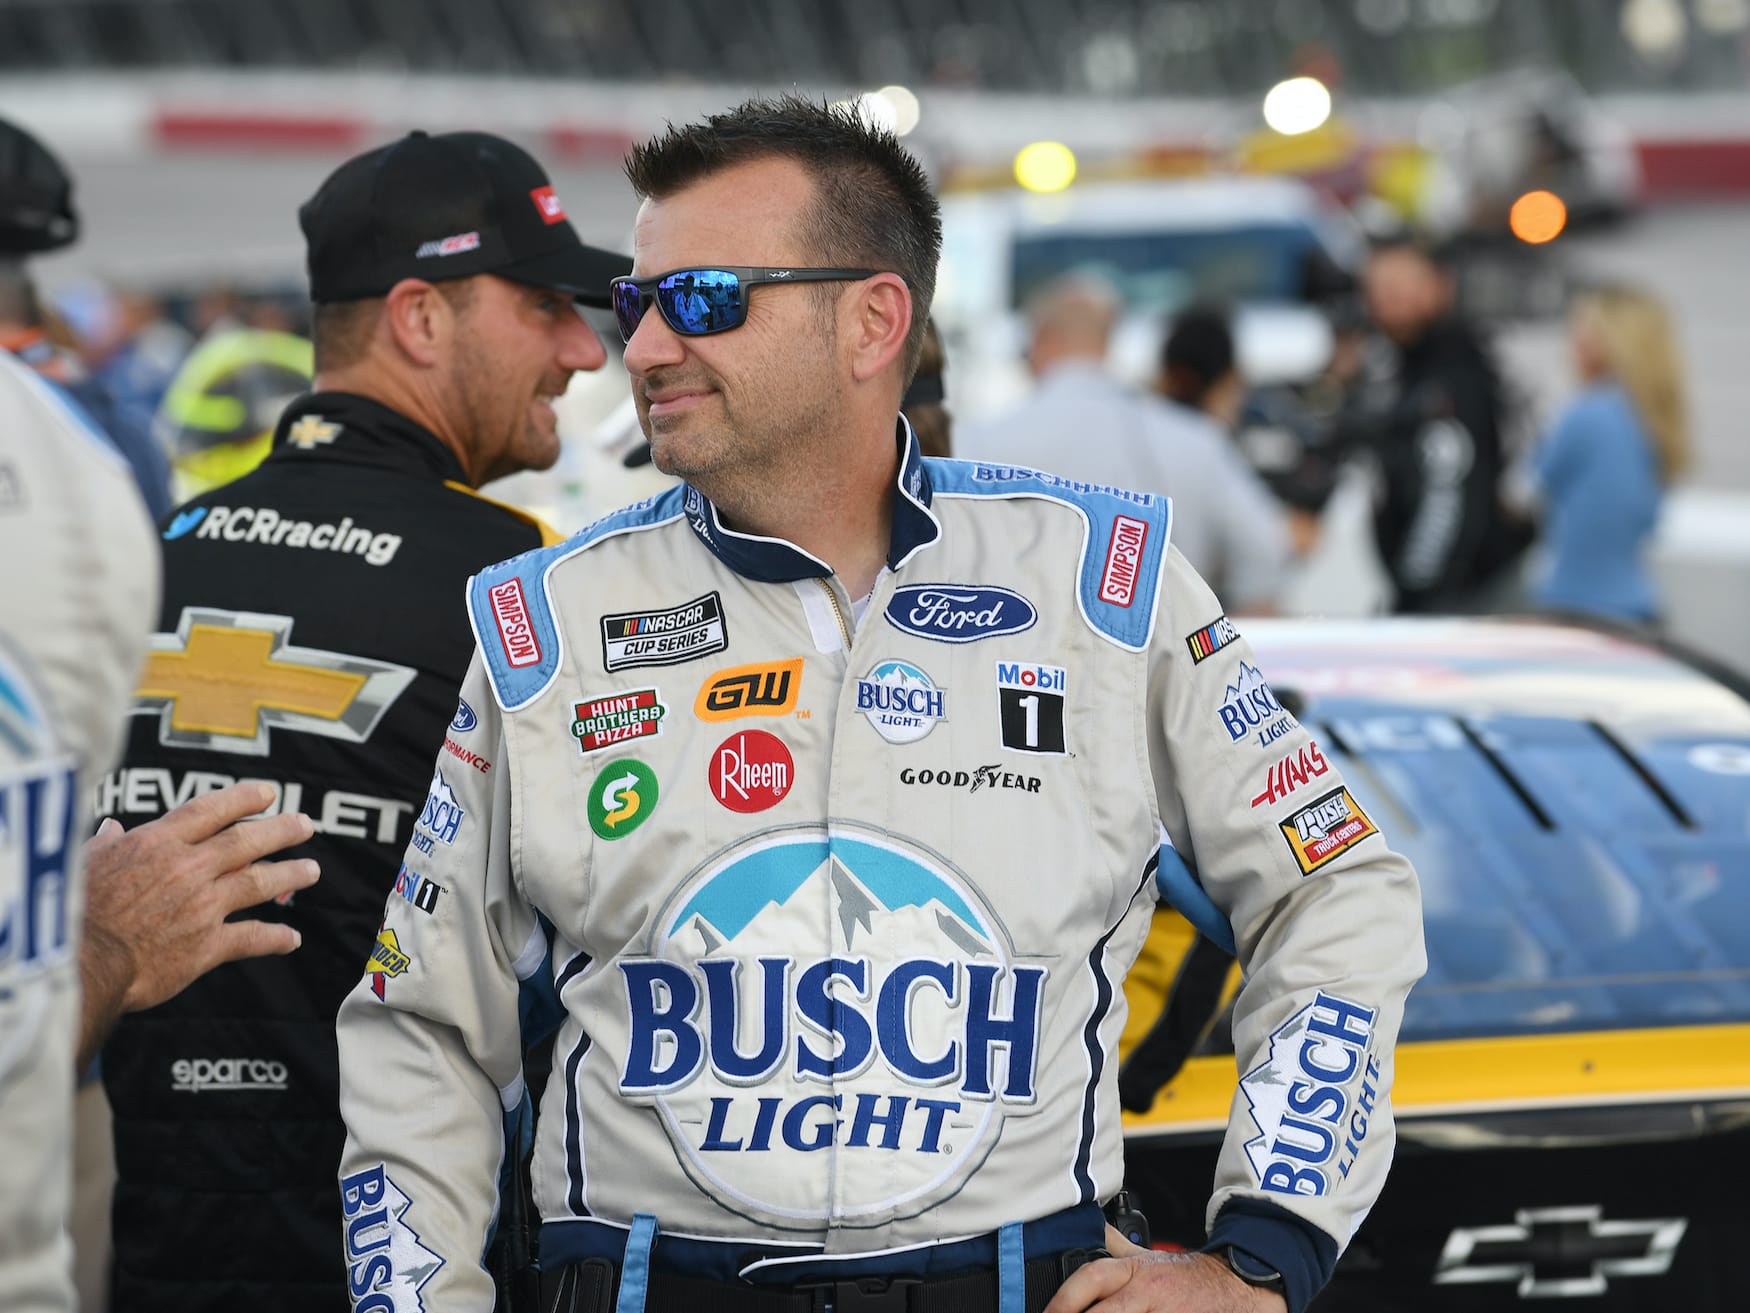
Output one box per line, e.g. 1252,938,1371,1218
171,1057,289,1093
1099,515,1149,607
488,578,541,668
884,585,1037,645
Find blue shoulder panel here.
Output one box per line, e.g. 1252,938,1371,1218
925,459,1172,651
1154,841,1235,955
467,487,687,711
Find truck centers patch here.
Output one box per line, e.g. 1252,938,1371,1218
1279,786,1379,874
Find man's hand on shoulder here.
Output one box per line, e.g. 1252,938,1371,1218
78,781,321,1067
1044,1226,1287,1313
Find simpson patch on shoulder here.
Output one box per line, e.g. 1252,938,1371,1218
467,487,687,711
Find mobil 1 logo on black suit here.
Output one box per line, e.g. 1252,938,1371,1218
995,661,1066,755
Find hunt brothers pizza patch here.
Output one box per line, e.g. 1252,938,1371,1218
1279,786,1380,875
571,688,666,755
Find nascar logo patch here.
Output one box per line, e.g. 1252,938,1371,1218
1185,614,1239,664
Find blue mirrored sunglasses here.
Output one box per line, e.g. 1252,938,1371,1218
610,266,881,343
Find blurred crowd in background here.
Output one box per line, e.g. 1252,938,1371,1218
1,179,1693,636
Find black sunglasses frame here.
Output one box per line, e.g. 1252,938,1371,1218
609,265,882,342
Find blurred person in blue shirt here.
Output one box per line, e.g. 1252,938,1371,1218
1520,283,1689,625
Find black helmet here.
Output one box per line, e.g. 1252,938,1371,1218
0,117,79,255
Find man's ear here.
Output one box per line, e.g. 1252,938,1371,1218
381,278,453,368
847,272,913,385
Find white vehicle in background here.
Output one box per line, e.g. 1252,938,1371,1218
932,173,1366,423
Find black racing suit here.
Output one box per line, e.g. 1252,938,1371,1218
1357,318,1531,612
97,391,557,1313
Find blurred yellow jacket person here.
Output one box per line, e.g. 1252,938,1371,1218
155,327,313,498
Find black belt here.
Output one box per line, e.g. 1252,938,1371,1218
540,1249,1105,1313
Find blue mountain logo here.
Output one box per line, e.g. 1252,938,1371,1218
163,507,207,540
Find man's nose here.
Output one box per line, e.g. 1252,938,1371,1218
559,314,609,373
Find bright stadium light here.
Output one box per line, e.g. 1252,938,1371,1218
1622,0,1687,60
1262,77,1333,136
876,85,921,136
1014,141,1078,193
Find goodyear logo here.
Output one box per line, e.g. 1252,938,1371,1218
695,659,802,722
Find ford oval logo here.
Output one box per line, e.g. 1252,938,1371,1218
884,584,1037,644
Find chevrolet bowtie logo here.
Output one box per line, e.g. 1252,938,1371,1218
1436,1205,1687,1299
134,607,415,756
285,415,340,450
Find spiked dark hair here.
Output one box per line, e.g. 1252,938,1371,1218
625,95,942,380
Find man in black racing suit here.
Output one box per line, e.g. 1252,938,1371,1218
95,128,627,1313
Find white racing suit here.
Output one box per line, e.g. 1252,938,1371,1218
336,424,1425,1313
0,350,158,1312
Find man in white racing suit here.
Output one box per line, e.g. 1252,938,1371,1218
0,342,159,1313
336,97,1424,1313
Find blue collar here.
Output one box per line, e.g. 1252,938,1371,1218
681,417,940,583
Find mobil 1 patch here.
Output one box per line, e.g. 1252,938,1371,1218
600,591,728,672
995,661,1067,755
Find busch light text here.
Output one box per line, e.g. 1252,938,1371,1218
619,955,1048,1154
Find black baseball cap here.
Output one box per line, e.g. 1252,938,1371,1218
298,129,629,306
0,116,79,255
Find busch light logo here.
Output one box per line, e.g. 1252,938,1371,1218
1218,662,1298,748
1240,992,1381,1198
0,645,78,1070
340,1163,445,1312
0,762,77,985
413,769,463,853
856,660,946,744
620,825,1048,1224
884,585,1036,645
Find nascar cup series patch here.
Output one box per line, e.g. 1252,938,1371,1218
1278,786,1379,874
600,592,728,672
